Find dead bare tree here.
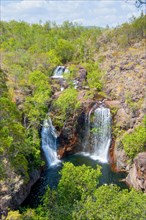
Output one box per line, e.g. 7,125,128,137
135,0,146,7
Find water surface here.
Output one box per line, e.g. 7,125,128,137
22,154,128,208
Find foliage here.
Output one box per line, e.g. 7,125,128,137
110,106,118,116
24,70,51,128
82,61,103,90
1,20,103,183
21,209,37,220
20,70,52,170
73,185,146,220
15,163,146,220
134,0,146,8
122,117,146,159
0,70,41,181
57,162,101,203
103,13,146,48
63,64,78,85
55,39,75,63
35,162,101,220
0,92,30,179
125,92,143,112
53,88,80,127
6,211,23,220
1,15,146,218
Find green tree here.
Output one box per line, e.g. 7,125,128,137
73,185,146,220
24,70,51,128
0,76,28,179
55,39,75,63
83,61,103,90
122,117,146,159
6,211,23,220
34,164,145,220
53,88,80,127
36,162,101,220
58,162,101,204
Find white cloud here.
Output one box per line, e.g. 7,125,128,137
73,18,85,25
1,0,142,26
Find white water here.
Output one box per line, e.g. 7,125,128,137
82,106,111,163
52,66,69,79
41,119,60,166
72,80,79,89
92,106,111,163
83,104,96,152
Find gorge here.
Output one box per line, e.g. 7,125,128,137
22,104,128,208
0,15,146,219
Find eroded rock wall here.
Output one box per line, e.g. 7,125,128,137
0,170,40,217
126,153,146,192
97,41,146,190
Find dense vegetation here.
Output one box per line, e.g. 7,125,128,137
0,69,41,181
0,13,146,219
0,20,104,183
99,12,146,48
6,163,146,220
122,117,146,159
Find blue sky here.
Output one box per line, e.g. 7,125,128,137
1,0,144,27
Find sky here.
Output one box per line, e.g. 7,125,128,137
1,0,145,27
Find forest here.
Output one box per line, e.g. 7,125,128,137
0,13,146,220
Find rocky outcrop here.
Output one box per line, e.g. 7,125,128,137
98,41,145,123
126,152,146,192
57,107,89,158
0,170,40,218
97,41,145,177
75,66,87,88
56,95,105,159
101,42,145,106
54,40,145,192
113,139,129,171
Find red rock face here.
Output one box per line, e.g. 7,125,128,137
109,138,118,172
57,133,78,159
126,152,146,192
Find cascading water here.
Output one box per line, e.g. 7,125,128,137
41,119,60,166
51,66,69,79
23,107,128,209
91,106,111,163
83,105,96,152
82,105,111,163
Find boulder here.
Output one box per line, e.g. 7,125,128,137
126,152,146,192
114,139,129,171
115,108,130,129
104,100,121,108
75,67,87,88
0,170,40,217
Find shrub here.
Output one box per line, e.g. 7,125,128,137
54,88,80,126
122,117,146,159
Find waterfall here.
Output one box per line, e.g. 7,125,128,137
52,66,69,79
91,106,111,163
83,105,96,152
82,105,111,163
41,119,60,166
